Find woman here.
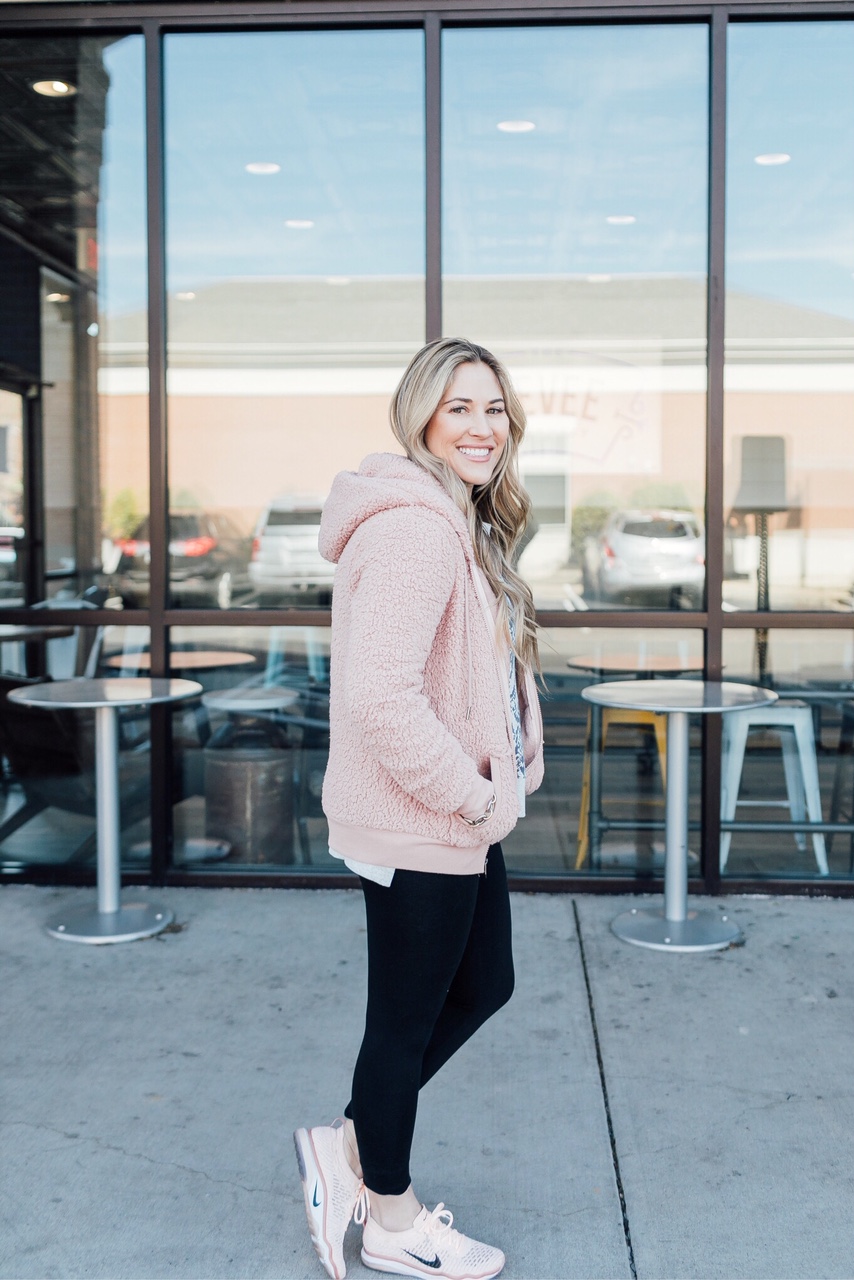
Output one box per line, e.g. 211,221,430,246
294,337,544,1280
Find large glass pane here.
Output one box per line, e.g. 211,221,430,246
721,629,854,878
0,625,151,873
443,25,709,612
502,627,704,875
0,36,148,607
163,32,425,610
164,626,331,869
725,22,854,614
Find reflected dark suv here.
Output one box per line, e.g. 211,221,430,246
114,512,252,609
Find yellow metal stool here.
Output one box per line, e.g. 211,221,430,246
576,707,668,868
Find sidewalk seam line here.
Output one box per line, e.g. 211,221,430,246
572,899,638,1280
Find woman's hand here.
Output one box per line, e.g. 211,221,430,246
455,774,496,823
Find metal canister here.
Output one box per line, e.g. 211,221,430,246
204,721,294,863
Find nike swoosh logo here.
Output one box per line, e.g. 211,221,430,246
404,1250,441,1269
312,1183,321,1208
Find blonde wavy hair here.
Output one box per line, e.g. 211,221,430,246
390,337,539,673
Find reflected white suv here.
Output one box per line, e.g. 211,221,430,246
249,496,334,605
583,509,705,607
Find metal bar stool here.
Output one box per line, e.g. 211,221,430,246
576,706,667,868
721,700,829,874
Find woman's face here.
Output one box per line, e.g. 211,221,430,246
424,361,510,488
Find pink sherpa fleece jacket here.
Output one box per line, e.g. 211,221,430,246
319,452,544,875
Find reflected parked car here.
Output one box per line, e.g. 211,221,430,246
249,496,334,605
114,512,252,609
0,526,24,600
582,509,705,606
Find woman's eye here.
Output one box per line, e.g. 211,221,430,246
449,405,466,413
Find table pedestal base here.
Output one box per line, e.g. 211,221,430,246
611,906,742,953
45,902,174,945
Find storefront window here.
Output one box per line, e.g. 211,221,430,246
724,22,854,613
721,629,854,878
163,32,425,609
443,25,709,613
502,627,704,876
0,625,151,873
0,35,148,608
165,625,330,868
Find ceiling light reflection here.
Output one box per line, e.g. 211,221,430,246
497,120,535,133
285,219,314,229
32,80,76,97
245,162,281,175
754,153,791,166
606,215,636,225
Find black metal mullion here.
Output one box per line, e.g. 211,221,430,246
425,12,442,339
701,4,728,893
144,19,172,885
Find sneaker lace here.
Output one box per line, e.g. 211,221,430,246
353,1184,370,1227
424,1203,464,1257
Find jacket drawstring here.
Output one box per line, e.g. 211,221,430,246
464,569,473,720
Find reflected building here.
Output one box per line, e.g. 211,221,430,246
1,8,854,892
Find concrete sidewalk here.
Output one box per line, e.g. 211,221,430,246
2,884,852,1280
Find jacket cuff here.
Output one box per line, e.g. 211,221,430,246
455,774,496,821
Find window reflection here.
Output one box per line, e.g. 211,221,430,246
443,24,709,613
502,627,704,874
721,630,854,877
164,32,425,608
0,625,151,872
0,35,148,608
725,22,854,612
166,626,331,867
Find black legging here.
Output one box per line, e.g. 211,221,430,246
345,843,514,1195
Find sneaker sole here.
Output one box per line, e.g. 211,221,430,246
293,1127,344,1280
361,1247,504,1280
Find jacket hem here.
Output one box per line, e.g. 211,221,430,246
326,817,489,876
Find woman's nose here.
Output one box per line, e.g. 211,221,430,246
467,412,492,437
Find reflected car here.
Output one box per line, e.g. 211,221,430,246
0,526,24,600
582,509,705,606
249,497,334,605
114,512,252,609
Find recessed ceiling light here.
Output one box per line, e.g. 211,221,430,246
285,219,314,230
497,120,536,133
175,291,196,301
87,322,99,337
586,274,612,284
45,291,70,302
606,215,636,225
245,162,280,175
32,79,76,97
754,153,791,166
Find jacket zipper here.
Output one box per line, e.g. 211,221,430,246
468,560,517,749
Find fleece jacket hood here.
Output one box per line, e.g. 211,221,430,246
319,452,474,568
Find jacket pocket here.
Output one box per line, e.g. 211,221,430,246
489,752,519,837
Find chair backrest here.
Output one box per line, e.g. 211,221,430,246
0,675,82,780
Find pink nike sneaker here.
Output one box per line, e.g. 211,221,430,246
360,1202,505,1280
294,1118,364,1280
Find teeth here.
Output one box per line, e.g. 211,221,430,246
458,447,490,458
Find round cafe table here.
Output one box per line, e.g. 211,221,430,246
8,678,202,944
569,653,705,867
104,649,255,674
581,680,777,952
567,653,704,677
